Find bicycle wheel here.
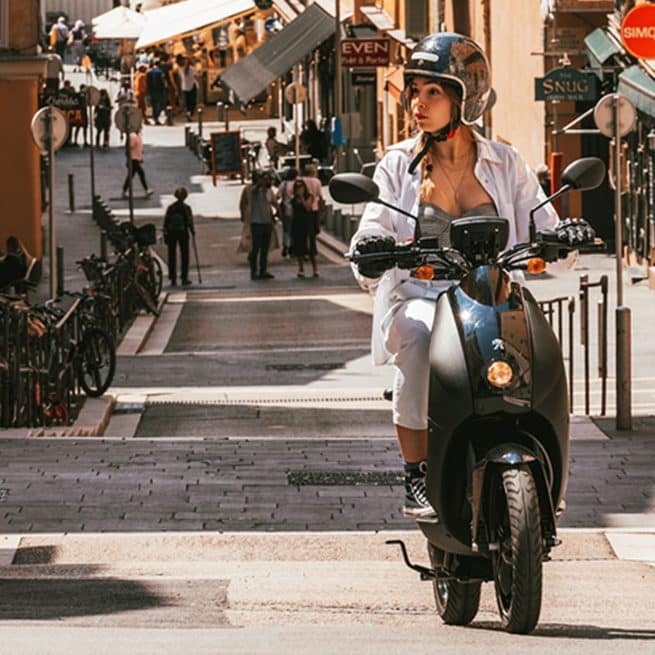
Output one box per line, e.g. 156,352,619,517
78,327,116,397
148,255,163,299
135,280,160,316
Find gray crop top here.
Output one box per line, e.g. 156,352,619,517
418,202,498,247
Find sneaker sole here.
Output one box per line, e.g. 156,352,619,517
402,506,439,519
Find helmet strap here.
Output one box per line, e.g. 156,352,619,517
408,119,461,174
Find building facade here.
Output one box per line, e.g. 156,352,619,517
0,0,46,258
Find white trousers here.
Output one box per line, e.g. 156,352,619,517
383,298,436,430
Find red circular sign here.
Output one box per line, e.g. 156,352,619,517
621,4,655,59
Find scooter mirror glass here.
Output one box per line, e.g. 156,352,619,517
561,157,606,191
329,173,379,204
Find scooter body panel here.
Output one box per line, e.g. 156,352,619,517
422,265,569,557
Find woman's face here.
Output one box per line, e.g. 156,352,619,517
407,76,454,133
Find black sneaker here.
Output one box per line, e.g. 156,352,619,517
259,272,275,279
403,470,438,518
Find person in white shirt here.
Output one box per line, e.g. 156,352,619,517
348,32,587,517
179,58,198,121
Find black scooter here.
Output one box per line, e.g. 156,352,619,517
330,157,606,634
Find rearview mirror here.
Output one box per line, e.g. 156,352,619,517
561,157,606,191
329,173,379,204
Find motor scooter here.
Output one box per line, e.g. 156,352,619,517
329,157,606,634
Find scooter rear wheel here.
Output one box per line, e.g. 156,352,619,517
428,543,481,625
491,465,543,634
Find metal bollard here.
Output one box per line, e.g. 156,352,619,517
616,306,632,430
326,205,335,233
100,230,108,261
56,246,64,297
197,107,203,139
68,173,75,213
184,126,190,148
216,101,222,123
333,209,342,239
339,212,349,241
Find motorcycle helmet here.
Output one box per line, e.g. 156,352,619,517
404,32,491,126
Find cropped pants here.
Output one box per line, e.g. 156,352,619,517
383,298,436,431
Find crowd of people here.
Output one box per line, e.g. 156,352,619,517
237,163,325,281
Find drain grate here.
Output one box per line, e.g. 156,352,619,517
266,363,345,372
288,471,403,486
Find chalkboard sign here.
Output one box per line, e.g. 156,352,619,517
210,131,243,184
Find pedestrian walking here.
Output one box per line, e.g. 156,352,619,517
115,79,134,106
291,178,319,278
0,236,29,291
71,84,89,147
239,171,278,280
122,129,153,198
51,17,69,60
276,168,297,257
348,32,583,517
94,88,112,149
300,119,326,161
44,51,64,98
134,64,148,119
265,127,289,168
146,59,167,125
179,57,198,121
70,20,87,71
302,162,325,235
164,187,195,286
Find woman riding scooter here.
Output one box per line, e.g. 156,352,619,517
349,32,592,518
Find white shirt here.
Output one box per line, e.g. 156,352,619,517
349,131,560,365
180,66,197,92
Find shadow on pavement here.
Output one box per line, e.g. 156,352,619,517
472,621,655,640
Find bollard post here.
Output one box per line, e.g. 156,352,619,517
185,125,190,148
56,246,64,297
197,107,203,139
349,216,358,241
100,230,108,261
616,306,632,430
67,173,75,213
579,274,590,415
333,209,342,239
216,101,222,123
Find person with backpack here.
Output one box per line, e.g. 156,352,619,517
163,187,195,286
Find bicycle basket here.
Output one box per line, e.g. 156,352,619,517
136,223,157,247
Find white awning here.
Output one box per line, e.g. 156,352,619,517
92,7,145,40
360,5,394,31
310,0,354,20
136,0,255,50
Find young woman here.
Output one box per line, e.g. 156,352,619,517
291,178,318,278
349,32,590,517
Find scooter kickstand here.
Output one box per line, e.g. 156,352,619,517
385,539,437,581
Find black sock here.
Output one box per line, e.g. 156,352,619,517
404,460,426,477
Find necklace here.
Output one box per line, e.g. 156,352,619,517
432,147,473,204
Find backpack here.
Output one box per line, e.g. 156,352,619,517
166,201,189,233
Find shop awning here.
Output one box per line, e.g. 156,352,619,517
387,29,416,49
617,65,655,119
360,5,394,31
92,7,145,40
136,0,254,49
217,3,335,106
585,27,621,78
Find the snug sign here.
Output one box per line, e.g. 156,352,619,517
534,67,599,102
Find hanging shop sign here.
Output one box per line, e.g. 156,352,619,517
620,4,655,60
341,38,390,67
534,66,599,102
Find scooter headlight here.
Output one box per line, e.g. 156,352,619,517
486,360,514,388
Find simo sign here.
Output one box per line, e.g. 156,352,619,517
621,4,655,59
341,38,390,67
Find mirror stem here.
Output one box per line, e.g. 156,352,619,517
529,184,571,242
373,198,419,222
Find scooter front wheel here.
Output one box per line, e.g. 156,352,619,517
428,543,481,625
491,465,543,634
